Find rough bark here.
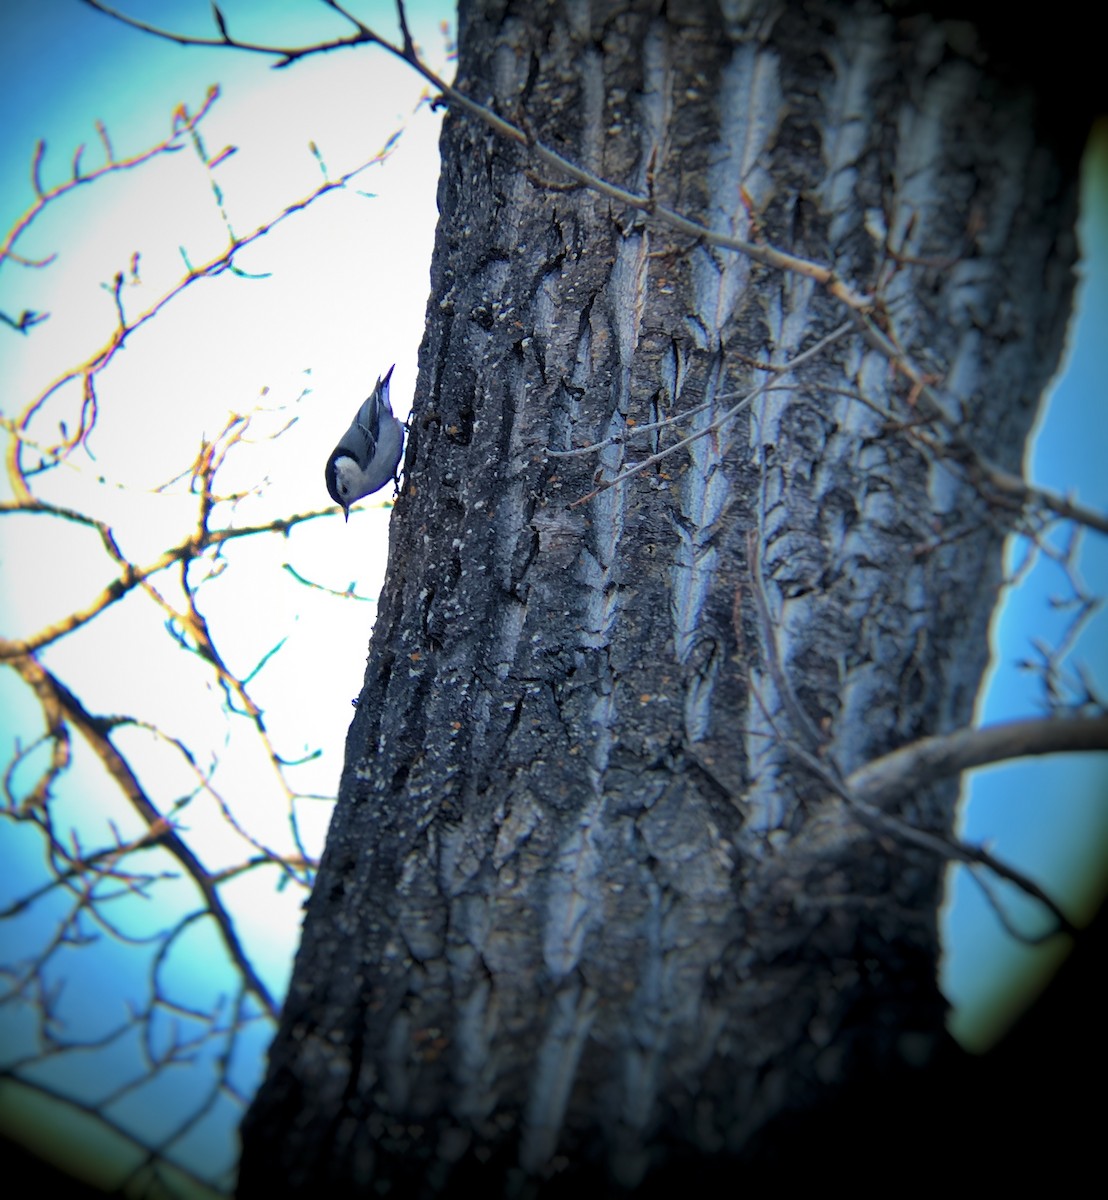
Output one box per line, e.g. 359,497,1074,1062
239,1,1082,1193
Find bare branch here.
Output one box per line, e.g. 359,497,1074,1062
965,866,1067,946
747,536,1092,940
847,713,1108,809
852,312,1108,537
1,87,220,278
568,321,854,505
82,0,384,65
5,652,279,1018
0,504,331,661
6,146,392,499
283,562,377,601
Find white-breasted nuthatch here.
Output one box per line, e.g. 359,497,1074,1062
324,365,405,520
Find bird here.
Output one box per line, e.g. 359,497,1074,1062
324,365,405,520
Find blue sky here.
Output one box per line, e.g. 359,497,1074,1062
1,1,1105,1190
1,3,451,1191
944,125,1108,1042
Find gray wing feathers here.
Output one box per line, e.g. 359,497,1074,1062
339,365,395,461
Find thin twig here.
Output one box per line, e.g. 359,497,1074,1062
568,322,854,505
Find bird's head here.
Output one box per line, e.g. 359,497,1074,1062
325,451,358,521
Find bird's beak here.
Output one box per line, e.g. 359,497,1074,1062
343,506,350,523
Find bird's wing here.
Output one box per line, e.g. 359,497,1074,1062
335,366,397,461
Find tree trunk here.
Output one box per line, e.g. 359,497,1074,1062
239,1,1083,1193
